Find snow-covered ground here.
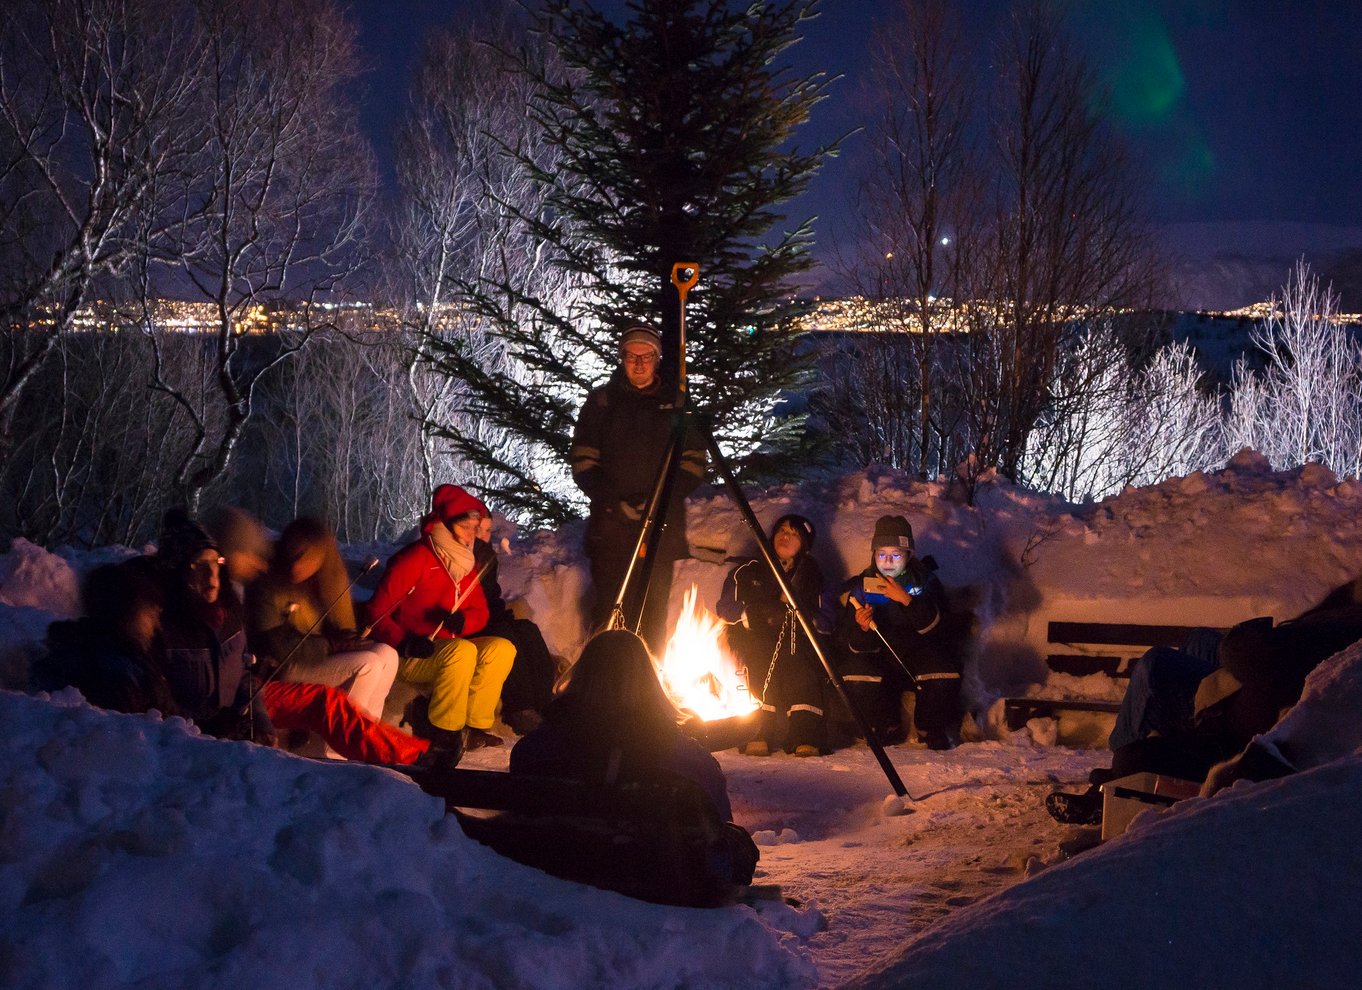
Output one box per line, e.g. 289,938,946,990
3,454,1362,989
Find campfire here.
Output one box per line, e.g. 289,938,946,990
658,584,760,722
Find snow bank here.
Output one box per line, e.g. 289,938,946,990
5,459,1362,988
846,753,1362,989
0,690,815,990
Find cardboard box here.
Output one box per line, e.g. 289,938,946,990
1100,772,1200,841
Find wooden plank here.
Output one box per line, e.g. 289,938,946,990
1047,621,1222,649
1004,698,1121,731
1046,653,1126,678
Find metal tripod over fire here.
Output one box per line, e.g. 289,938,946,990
606,262,912,799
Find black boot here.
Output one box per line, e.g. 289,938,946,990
401,694,434,739
1045,785,1103,825
464,727,504,750
416,724,465,770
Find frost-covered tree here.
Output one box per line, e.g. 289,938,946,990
1022,322,1220,502
1219,261,1362,477
840,1,1163,499
388,15,582,521
0,0,208,459
144,0,375,513
844,0,978,479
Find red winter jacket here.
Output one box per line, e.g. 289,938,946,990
366,520,490,648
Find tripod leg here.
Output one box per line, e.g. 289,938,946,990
605,428,685,643
695,414,911,799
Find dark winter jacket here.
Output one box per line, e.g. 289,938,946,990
569,367,707,560
509,694,734,821
366,520,492,649
474,537,512,629
160,588,271,740
1193,603,1362,754
34,619,179,717
835,556,958,678
717,553,832,671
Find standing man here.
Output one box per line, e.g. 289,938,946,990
570,324,707,653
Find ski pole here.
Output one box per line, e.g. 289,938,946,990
869,621,919,686
361,582,418,639
427,555,496,642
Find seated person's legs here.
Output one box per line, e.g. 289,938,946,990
1109,645,1219,751
466,635,515,734
400,638,477,732
913,674,963,750
283,641,398,722
262,680,431,765
494,618,556,732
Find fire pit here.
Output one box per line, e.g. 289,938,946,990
657,584,759,751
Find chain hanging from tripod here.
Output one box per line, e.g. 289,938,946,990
759,605,800,703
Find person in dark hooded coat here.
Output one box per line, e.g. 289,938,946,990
34,559,177,717
715,514,832,757
569,324,708,654
834,514,963,750
156,509,273,742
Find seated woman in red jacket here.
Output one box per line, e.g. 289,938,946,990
366,485,515,752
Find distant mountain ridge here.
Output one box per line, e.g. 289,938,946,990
1160,221,1362,313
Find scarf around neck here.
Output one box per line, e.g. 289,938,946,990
428,520,475,584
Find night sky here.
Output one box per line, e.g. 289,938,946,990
344,0,1362,287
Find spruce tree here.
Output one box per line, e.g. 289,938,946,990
420,0,831,526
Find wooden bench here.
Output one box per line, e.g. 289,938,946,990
1003,621,1227,731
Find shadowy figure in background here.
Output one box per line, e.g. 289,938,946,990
1047,591,1362,825
34,559,177,716
366,486,515,753
834,515,964,750
570,324,707,654
471,501,556,735
506,629,758,901
203,504,272,595
244,517,400,753
715,514,832,758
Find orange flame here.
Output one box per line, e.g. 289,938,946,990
658,584,760,721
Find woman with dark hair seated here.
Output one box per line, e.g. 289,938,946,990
510,629,734,821
506,630,757,901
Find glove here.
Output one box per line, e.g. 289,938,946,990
618,495,647,522
400,634,437,659
423,608,467,637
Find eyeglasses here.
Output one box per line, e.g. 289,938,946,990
188,556,224,576
622,351,659,366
